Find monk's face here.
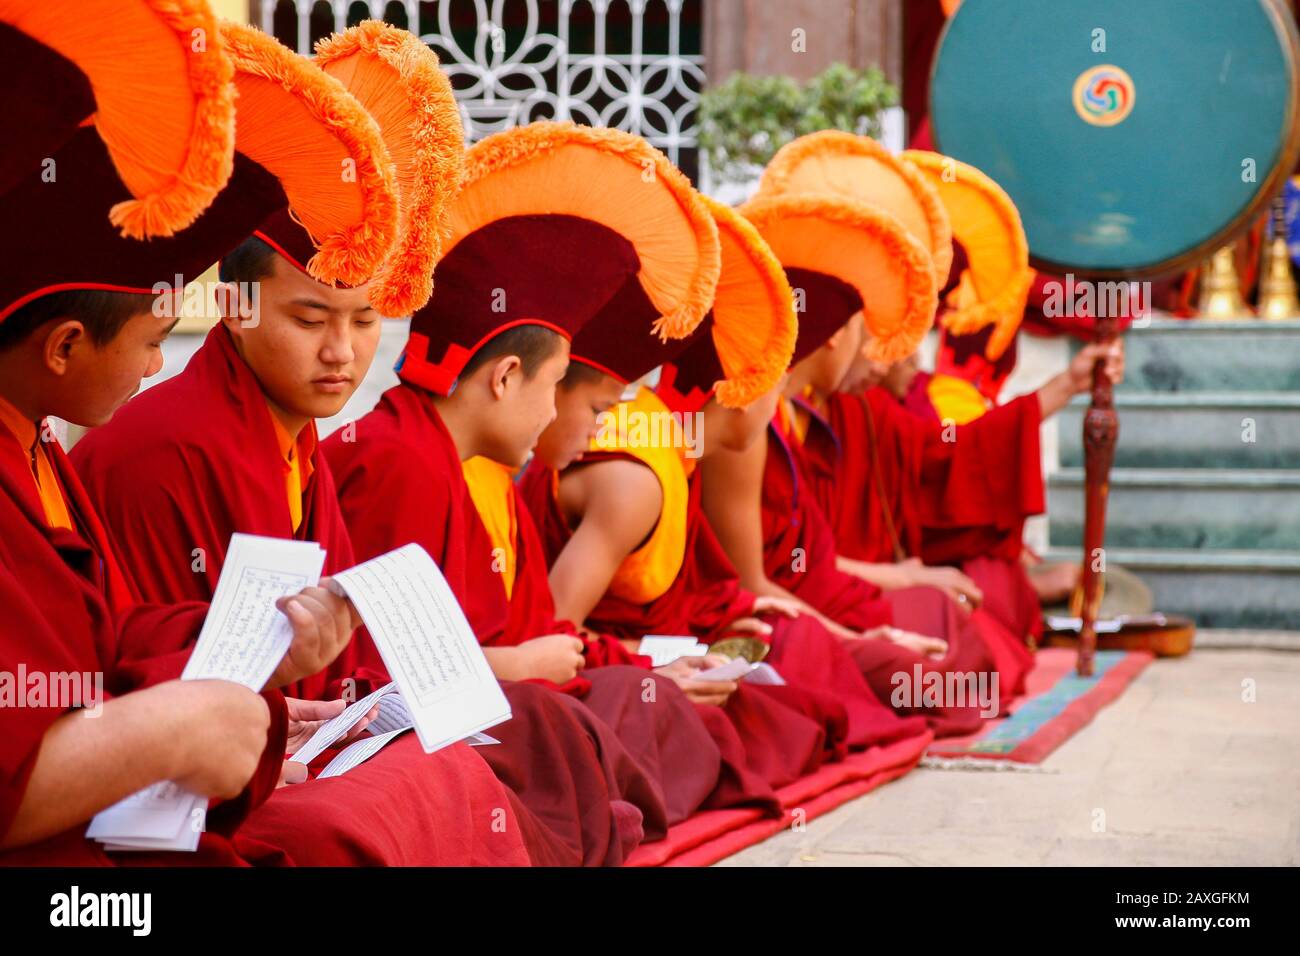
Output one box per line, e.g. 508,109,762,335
34,303,174,427
701,377,785,454
479,338,571,469
809,313,864,394
221,255,379,423
881,352,920,400
534,371,625,469
839,331,892,393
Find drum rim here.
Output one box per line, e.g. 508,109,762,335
928,0,1300,280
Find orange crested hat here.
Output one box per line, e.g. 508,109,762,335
738,193,936,366
0,0,235,237
0,22,398,322
257,21,464,312
758,130,953,286
570,194,796,411
902,149,1033,361
397,121,720,397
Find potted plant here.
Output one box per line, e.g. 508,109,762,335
699,63,899,199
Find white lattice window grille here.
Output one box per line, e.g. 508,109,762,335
257,0,704,180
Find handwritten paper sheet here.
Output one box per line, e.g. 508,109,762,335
328,544,511,753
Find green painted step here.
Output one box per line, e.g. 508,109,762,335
1041,547,1300,630
1099,318,1300,394
1047,467,1300,551
1057,392,1300,468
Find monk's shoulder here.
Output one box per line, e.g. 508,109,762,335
562,456,662,539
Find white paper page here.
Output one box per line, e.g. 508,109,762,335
94,533,325,851
465,732,500,747
1045,615,1124,634
329,544,511,753
638,636,706,667
743,662,786,686
182,534,326,689
692,657,756,683
289,681,398,766
316,727,411,779
366,692,415,736
86,782,197,841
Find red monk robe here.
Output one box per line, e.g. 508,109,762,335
821,385,1045,653
460,455,726,827
764,403,1031,717
520,456,846,802
63,327,542,867
0,404,533,867
520,391,928,755
323,382,668,865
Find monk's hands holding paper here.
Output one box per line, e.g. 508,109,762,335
172,680,272,800
278,697,380,787
654,656,738,706
267,581,361,691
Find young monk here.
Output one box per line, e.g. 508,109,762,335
523,195,936,762
60,23,538,866
0,14,530,866
692,193,1032,733
325,122,731,863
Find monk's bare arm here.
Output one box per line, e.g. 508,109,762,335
549,459,663,625
2,680,269,850
1036,341,1125,420
836,555,912,589
699,432,774,593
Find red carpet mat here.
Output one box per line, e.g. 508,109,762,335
925,648,1153,764
624,731,933,867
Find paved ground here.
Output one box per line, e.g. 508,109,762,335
720,646,1300,866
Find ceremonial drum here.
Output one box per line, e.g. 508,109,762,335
930,0,1300,277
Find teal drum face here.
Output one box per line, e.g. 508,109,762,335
930,0,1300,278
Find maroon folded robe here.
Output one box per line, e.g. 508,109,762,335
822,388,1045,653
763,408,1031,714
323,381,666,864
520,453,928,757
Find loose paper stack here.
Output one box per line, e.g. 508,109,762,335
637,636,785,685
89,535,510,851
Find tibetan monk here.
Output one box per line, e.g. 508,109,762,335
695,194,1028,732
325,123,741,862
39,22,538,866
524,196,936,750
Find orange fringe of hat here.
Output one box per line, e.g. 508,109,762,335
315,21,464,316
452,121,720,340
903,149,1034,361
758,130,953,287
222,21,398,287
700,195,797,408
0,0,236,238
740,193,937,364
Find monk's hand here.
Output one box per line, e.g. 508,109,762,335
752,595,801,619
720,617,773,638
865,626,948,660
172,680,271,800
915,565,983,610
282,697,378,753
1067,340,1125,394
654,658,737,706
266,585,359,691
515,634,586,684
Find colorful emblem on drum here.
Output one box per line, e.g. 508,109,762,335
1072,64,1135,127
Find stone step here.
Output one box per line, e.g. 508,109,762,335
1046,467,1300,551
1041,547,1300,630
1057,392,1300,469
1103,318,1300,393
